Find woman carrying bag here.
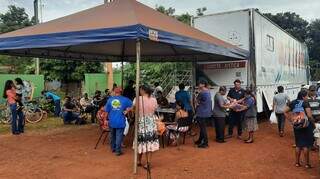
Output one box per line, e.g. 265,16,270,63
284,90,314,169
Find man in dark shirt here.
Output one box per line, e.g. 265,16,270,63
62,96,81,124
227,79,245,139
123,80,135,101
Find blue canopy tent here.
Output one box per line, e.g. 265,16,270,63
0,0,249,174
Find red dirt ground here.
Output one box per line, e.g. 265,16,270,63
0,122,319,179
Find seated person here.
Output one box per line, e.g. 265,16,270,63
166,101,189,145
62,96,81,124
156,91,169,108
80,93,94,113
96,101,108,130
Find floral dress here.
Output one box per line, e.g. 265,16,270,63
134,96,160,154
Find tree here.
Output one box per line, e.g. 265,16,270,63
307,19,320,80
155,5,175,16
308,19,320,61
0,5,103,81
0,5,36,74
0,5,34,33
40,60,103,82
263,12,308,42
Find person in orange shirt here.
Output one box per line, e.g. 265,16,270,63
3,80,24,135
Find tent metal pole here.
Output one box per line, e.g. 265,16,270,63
133,39,141,174
121,60,124,88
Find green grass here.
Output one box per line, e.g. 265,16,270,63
0,117,77,134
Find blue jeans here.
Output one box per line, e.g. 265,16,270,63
110,128,125,153
63,112,80,124
54,100,61,117
10,104,24,134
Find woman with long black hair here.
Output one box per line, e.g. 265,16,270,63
284,90,314,169
3,80,24,135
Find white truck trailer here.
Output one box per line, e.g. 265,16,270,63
194,9,310,112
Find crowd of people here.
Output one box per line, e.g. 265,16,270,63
3,77,320,170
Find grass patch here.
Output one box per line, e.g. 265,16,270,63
0,117,78,135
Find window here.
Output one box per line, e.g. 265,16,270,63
266,35,274,52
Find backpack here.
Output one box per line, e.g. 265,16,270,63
291,100,309,129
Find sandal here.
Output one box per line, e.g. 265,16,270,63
137,163,142,167
295,163,301,167
305,164,312,169
143,164,151,170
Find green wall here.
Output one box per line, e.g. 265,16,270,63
84,73,122,97
0,74,44,103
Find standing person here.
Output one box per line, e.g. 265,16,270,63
42,90,61,117
14,78,25,107
237,89,258,143
307,85,320,123
175,83,194,122
105,88,132,156
307,85,320,150
194,80,212,148
3,80,24,135
227,79,245,139
284,90,314,168
212,86,230,143
123,80,136,101
316,81,320,96
134,85,159,169
153,82,163,98
272,86,290,137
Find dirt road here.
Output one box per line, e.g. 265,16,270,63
0,122,318,179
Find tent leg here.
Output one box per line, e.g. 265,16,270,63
133,39,141,174
121,60,124,88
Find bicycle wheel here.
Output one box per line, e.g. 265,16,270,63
0,106,12,124
25,108,44,124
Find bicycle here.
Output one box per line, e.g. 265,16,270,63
23,99,45,124
0,103,11,124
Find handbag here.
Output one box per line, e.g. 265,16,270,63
291,100,309,129
292,112,309,129
142,96,165,135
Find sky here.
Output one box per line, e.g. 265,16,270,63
0,0,319,22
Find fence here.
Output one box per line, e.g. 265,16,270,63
84,73,122,97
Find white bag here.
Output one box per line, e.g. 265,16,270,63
123,118,129,136
270,112,278,124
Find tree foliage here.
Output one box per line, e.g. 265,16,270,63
0,5,103,81
0,5,36,74
0,5,35,33
263,12,309,42
40,60,103,82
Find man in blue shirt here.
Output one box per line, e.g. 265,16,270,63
195,80,212,148
42,90,61,117
175,83,194,123
105,88,132,156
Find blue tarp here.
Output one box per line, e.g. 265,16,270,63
0,24,249,60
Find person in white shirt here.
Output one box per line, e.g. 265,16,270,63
153,82,163,98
